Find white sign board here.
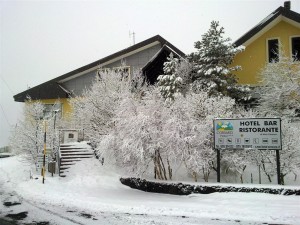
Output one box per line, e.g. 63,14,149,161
213,118,282,150
36,154,49,168
63,130,78,143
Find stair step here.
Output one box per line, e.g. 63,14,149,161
59,163,76,166
60,167,70,171
60,150,92,152
60,152,93,155
58,142,93,177
61,156,93,159
60,159,82,162
61,154,94,157
60,150,91,152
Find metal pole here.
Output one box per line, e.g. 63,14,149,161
42,120,46,184
258,165,261,184
276,150,281,185
217,149,220,182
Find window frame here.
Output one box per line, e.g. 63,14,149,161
42,103,63,119
290,35,300,61
266,37,280,63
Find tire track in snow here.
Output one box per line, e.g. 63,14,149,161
15,193,85,225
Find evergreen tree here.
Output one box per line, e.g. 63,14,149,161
157,53,183,101
189,21,250,103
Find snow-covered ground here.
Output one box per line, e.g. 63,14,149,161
0,155,299,225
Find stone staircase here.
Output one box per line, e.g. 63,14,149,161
58,142,94,177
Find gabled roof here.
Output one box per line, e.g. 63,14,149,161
14,35,185,102
234,6,300,46
142,44,184,84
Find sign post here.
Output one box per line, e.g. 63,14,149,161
43,120,47,184
217,149,220,182
276,150,281,185
213,118,282,184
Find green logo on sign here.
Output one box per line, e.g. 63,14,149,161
216,121,233,131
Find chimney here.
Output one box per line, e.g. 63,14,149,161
284,1,291,10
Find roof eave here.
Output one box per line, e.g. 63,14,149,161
234,6,300,46
14,35,185,102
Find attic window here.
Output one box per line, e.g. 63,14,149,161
291,37,300,61
267,38,279,63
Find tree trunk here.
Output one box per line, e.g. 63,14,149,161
240,165,247,184
261,161,272,183
203,167,210,182
158,152,167,180
167,157,172,180
154,149,164,180
192,171,197,182
281,173,285,185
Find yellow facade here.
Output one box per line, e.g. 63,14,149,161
32,98,72,118
233,21,300,85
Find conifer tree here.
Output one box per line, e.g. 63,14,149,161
157,53,183,101
189,21,250,103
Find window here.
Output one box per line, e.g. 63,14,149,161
291,37,300,61
43,103,62,119
267,38,279,63
113,66,131,78
97,66,131,81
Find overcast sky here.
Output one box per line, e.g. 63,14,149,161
1,0,299,147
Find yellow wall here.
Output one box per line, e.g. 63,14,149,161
32,98,72,118
233,20,300,85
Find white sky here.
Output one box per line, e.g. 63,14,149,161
1,0,300,147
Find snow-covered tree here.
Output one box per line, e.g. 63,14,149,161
10,99,44,166
163,90,247,182
257,53,300,118
10,98,61,169
69,69,147,163
105,87,172,179
189,21,250,103
70,69,132,147
157,53,183,101
255,53,300,184
248,119,300,185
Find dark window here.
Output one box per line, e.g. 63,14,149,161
68,133,74,138
268,39,279,63
291,37,300,61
